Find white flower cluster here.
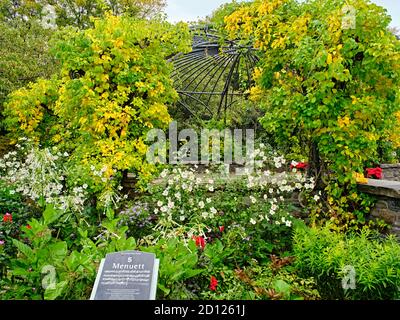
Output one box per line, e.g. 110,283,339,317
0,143,87,212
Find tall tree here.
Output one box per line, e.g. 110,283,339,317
48,0,166,28
226,0,400,229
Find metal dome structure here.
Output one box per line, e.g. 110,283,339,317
169,26,259,123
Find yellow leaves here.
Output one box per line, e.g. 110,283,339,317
338,116,351,128
271,36,287,49
353,172,368,184
327,53,333,65
79,117,88,125
252,67,263,81
148,81,165,98
95,121,105,134
134,138,147,156
144,102,171,127
114,38,124,48
249,85,263,102
364,132,378,142
100,74,109,82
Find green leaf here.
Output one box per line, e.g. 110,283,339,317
273,279,291,296
157,283,170,295
48,241,68,263
12,239,34,261
44,280,68,300
43,204,63,225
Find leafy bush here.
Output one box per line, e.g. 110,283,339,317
201,258,320,300
1,206,136,300
0,181,39,279
293,224,400,300
3,14,191,190
142,238,204,299
225,0,400,228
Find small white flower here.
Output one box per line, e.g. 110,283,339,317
160,169,168,178
269,188,273,194
196,178,202,184
206,198,212,203
168,179,173,185
271,204,278,211
264,170,271,177
285,220,292,227
154,208,159,214
250,196,257,204
263,194,268,200
83,184,88,189
208,179,214,184
175,192,181,200
202,212,209,219
63,152,69,157
162,189,169,196
313,195,320,202
210,207,217,214
168,201,175,209
209,186,214,192
275,221,280,225
280,196,284,201
160,206,168,213
182,183,188,190
198,201,205,209
250,218,257,225
180,215,185,221
157,201,163,207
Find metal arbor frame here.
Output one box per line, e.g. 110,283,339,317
169,26,259,122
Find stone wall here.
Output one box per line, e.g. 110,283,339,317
380,164,400,181
370,199,400,236
358,179,400,238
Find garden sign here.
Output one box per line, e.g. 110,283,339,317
90,251,159,300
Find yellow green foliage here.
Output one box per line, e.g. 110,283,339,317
225,0,400,229
3,14,191,188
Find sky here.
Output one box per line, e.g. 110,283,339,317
165,0,400,29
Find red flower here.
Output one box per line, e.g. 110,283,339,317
366,167,382,179
209,276,218,291
26,225,32,230
3,213,12,223
192,235,206,249
290,162,308,170
219,226,225,233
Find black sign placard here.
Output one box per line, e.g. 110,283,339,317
90,251,159,300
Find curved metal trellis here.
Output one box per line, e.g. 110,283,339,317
169,26,259,122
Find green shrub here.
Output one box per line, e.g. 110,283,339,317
1,206,136,300
293,225,400,300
